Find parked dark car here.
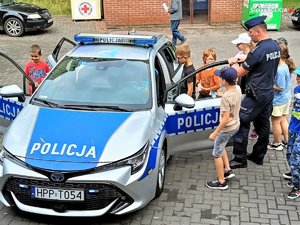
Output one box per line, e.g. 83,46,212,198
291,8,300,29
0,0,53,37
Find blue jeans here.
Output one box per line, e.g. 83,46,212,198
171,20,185,45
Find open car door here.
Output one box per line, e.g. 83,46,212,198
47,37,76,69
164,60,229,155
0,52,36,133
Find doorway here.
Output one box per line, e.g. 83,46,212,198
182,0,208,24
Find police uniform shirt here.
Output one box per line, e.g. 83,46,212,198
242,38,280,91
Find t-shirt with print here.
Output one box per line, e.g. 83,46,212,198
273,64,291,106
220,85,242,132
289,86,300,133
180,64,195,98
196,67,220,96
25,60,50,94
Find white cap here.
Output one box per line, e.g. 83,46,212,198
231,33,251,45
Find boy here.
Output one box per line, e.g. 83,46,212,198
24,44,50,94
206,67,242,190
175,43,195,98
286,66,300,199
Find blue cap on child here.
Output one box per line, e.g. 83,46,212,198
294,67,300,76
214,67,238,83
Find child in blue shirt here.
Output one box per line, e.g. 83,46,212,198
286,66,300,199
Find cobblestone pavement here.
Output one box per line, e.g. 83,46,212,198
0,15,299,225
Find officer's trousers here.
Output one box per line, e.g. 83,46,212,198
233,91,274,162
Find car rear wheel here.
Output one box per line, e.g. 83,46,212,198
154,147,166,198
4,17,24,37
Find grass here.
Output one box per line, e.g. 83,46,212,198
17,0,71,15
283,0,300,9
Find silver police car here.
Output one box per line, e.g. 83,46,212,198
0,33,227,217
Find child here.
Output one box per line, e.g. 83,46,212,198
24,44,50,94
176,43,195,98
196,48,220,98
230,33,258,140
206,67,242,190
268,41,296,151
286,66,300,199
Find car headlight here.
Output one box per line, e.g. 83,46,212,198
27,14,42,19
0,146,28,168
95,141,150,174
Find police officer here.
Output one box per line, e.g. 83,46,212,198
228,16,280,168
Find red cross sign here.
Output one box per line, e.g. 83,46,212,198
78,2,93,16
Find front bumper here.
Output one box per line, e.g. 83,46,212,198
0,155,157,217
25,18,53,32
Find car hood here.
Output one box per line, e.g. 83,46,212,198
2,2,46,14
3,104,152,171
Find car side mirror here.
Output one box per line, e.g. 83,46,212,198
173,93,195,111
0,84,25,102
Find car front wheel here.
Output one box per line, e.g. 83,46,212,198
4,17,24,37
154,147,166,198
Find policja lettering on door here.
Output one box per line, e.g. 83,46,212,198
166,107,220,135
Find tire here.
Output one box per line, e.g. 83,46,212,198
4,17,24,37
154,147,166,198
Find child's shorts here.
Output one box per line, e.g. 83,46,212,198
212,127,239,157
272,102,290,117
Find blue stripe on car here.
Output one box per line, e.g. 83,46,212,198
166,107,220,135
26,108,131,171
0,97,23,121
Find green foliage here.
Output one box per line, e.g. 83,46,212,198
283,0,300,9
17,0,71,15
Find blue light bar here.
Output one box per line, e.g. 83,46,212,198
74,33,157,46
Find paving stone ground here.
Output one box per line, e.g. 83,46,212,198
0,15,299,225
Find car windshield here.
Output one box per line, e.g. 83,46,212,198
33,56,151,111
0,0,15,5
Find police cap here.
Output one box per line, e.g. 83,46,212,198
244,15,267,30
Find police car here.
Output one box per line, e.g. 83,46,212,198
0,33,228,217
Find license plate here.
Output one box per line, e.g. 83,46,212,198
291,16,298,21
48,18,53,23
31,187,84,201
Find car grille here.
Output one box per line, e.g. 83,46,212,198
40,10,52,19
4,178,133,212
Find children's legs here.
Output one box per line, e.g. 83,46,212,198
214,156,225,183
271,115,282,143
222,149,230,171
290,133,300,188
280,115,289,142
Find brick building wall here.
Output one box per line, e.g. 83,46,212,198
103,0,170,27
103,0,243,27
209,0,243,24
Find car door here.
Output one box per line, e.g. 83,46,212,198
47,37,76,69
164,60,229,155
0,52,35,132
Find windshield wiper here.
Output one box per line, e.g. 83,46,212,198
32,98,62,108
63,104,130,112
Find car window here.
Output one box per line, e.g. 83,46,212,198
160,44,181,81
34,56,152,110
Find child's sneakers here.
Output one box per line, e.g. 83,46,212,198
206,179,228,190
224,170,235,179
287,187,300,199
287,181,294,188
283,171,292,180
267,142,284,151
